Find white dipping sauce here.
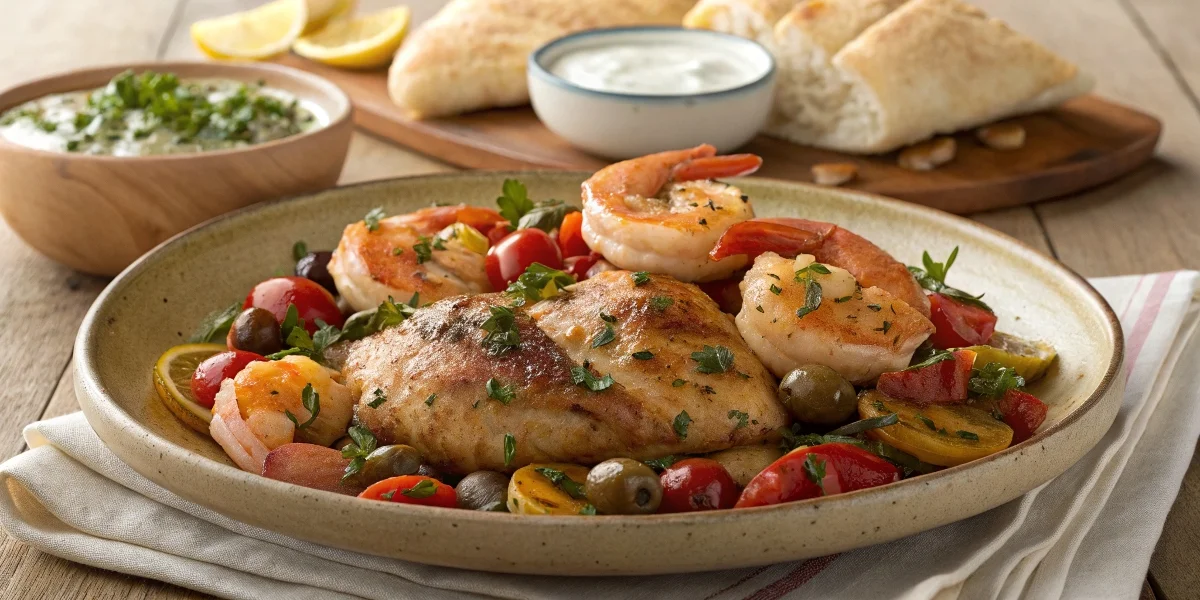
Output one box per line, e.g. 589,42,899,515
549,41,764,96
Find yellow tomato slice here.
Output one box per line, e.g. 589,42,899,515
858,391,1013,467
507,464,591,515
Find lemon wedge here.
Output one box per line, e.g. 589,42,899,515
191,0,308,61
153,343,225,435
305,0,357,33
293,5,411,69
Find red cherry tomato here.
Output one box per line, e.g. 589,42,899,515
928,293,997,348
486,220,513,246
564,252,602,281
485,228,563,290
735,443,900,508
189,350,266,409
557,211,591,258
244,276,344,334
698,275,745,314
998,389,1048,443
877,349,976,405
659,458,739,513
358,475,457,508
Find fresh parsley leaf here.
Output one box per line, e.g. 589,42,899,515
425,393,437,407
485,378,516,405
691,345,735,374
632,350,654,360
413,236,435,264
292,240,308,261
907,247,993,312
503,433,516,467
795,276,823,319
367,388,387,408
728,409,749,429
795,262,831,278
671,379,687,387
756,305,765,313
956,430,980,441
392,247,404,256
968,362,1025,399
644,456,678,472
570,366,615,392
827,413,900,436
517,200,578,232
591,323,616,348
401,479,438,498
497,179,535,227
364,207,386,232
769,284,783,295
650,296,674,311
284,383,320,429
481,305,521,355
311,320,342,356
279,303,303,340
875,321,892,334
534,466,588,499
834,295,852,303
906,349,955,371
188,302,241,343
505,263,576,306
631,271,650,286
803,454,827,494
341,425,377,481
579,504,598,516
340,296,416,342
673,410,692,439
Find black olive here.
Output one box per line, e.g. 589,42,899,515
456,471,510,511
585,458,662,515
778,365,857,425
226,307,283,355
295,251,336,293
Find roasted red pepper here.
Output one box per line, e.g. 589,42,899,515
927,293,997,348
735,443,900,508
997,389,1049,443
877,349,976,405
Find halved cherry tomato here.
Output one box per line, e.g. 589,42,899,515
244,276,344,334
877,349,976,405
189,350,266,409
485,228,563,290
358,475,457,508
998,389,1048,443
659,458,739,512
564,252,602,281
698,275,745,314
928,293,997,348
735,443,900,508
557,211,591,258
486,220,513,246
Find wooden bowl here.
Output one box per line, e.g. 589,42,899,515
0,61,353,276
73,172,1124,575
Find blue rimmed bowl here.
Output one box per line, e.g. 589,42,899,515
527,27,776,159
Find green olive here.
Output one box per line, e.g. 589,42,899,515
585,458,662,515
456,471,510,511
778,364,857,425
360,445,423,484
226,307,283,356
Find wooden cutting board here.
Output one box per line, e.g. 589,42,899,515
278,55,1162,215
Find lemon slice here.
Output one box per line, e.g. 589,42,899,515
305,0,357,33
292,5,411,69
963,332,1057,382
153,343,225,434
191,0,308,61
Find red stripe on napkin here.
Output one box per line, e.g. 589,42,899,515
741,554,838,600
1124,271,1177,377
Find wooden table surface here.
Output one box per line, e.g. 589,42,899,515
0,0,1196,598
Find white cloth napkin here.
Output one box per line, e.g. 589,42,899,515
2,272,1197,600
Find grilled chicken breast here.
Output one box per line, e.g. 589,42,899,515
342,271,789,473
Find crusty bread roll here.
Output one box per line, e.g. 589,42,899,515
686,0,1093,154
389,0,697,119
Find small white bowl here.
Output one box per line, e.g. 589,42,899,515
528,27,776,159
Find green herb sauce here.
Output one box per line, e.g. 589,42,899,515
0,70,321,156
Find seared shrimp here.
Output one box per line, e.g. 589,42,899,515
711,218,931,317
329,204,502,312
581,144,762,282
736,253,934,384
209,355,353,473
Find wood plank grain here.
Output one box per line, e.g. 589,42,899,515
1124,0,1200,109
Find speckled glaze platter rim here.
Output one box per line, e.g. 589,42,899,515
73,171,1124,575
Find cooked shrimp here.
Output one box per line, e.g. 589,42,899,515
209,355,353,473
329,204,502,312
736,253,934,384
711,217,931,317
581,144,762,282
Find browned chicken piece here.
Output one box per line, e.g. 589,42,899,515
342,271,789,473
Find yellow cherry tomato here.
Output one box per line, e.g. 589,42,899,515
858,391,1013,467
506,463,591,515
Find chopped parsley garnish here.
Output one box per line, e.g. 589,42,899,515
401,479,438,498
600,311,618,323
431,236,446,251
673,410,692,439
534,467,587,499
794,262,831,278
632,350,654,360
424,393,437,407
338,296,416,343
968,362,1025,398
364,207,386,232
795,276,823,319
412,236,435,264
503,433,516,467
341,425,377,481
505,263,575,306
867,304,882,312
834,295,852,303
691,345,735,374
494,179,579,231
187,302,240,343
367,388,387,409
956,430,980,441
518,200,578,232
770,284,783,295
827,413,899,436
803,454,827,494
755,305,765,313
579,504,598,516
644,456,678,472
728,409,749,429
650,296,674,311
907,247,993,312
671,379,687,387
875,321,892,334
767,273,781,280
481,305,521,355
284,383,320,429
380,490,396,500
570,366,615,391
392,247,404,256
906,349,954,371
631,271,651,285
292,240,308,261
915,413,937,430
591,323,616,348
485,378,516,404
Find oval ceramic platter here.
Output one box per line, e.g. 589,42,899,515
74,172,1124,576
